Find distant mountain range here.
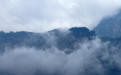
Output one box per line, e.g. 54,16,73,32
0,27,95,53
0,27,121,53
94,10,121,38
0,27,121,75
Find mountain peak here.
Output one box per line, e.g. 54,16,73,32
94,10,121,38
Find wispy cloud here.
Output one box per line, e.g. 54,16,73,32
0,37,121,75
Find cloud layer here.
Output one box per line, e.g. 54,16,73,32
0,0,121,32
0,38,121,75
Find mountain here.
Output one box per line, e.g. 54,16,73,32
0,27,96,53
94,10,121,38
0,27,121,75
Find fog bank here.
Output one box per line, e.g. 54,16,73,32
0,38,121,75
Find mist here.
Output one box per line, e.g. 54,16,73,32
0,0,121,74
0,0,121,32
0,37,121,75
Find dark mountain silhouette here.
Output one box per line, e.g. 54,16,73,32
0,27,95,53
94,10,121,38
0,27,121,75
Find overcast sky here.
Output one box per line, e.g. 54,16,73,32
0,0,121,32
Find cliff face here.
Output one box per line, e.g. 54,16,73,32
94,10,121,38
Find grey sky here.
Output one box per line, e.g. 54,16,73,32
0,0,121,32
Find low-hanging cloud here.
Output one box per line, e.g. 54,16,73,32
0,38,121,75
0,0,121,32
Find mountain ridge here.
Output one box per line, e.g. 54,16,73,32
0,27,96,53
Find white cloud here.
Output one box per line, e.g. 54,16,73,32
0,38,121,75
0,0,121,32
0,38,102,75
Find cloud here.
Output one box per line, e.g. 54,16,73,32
0,0,121,32
0,38,121,75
